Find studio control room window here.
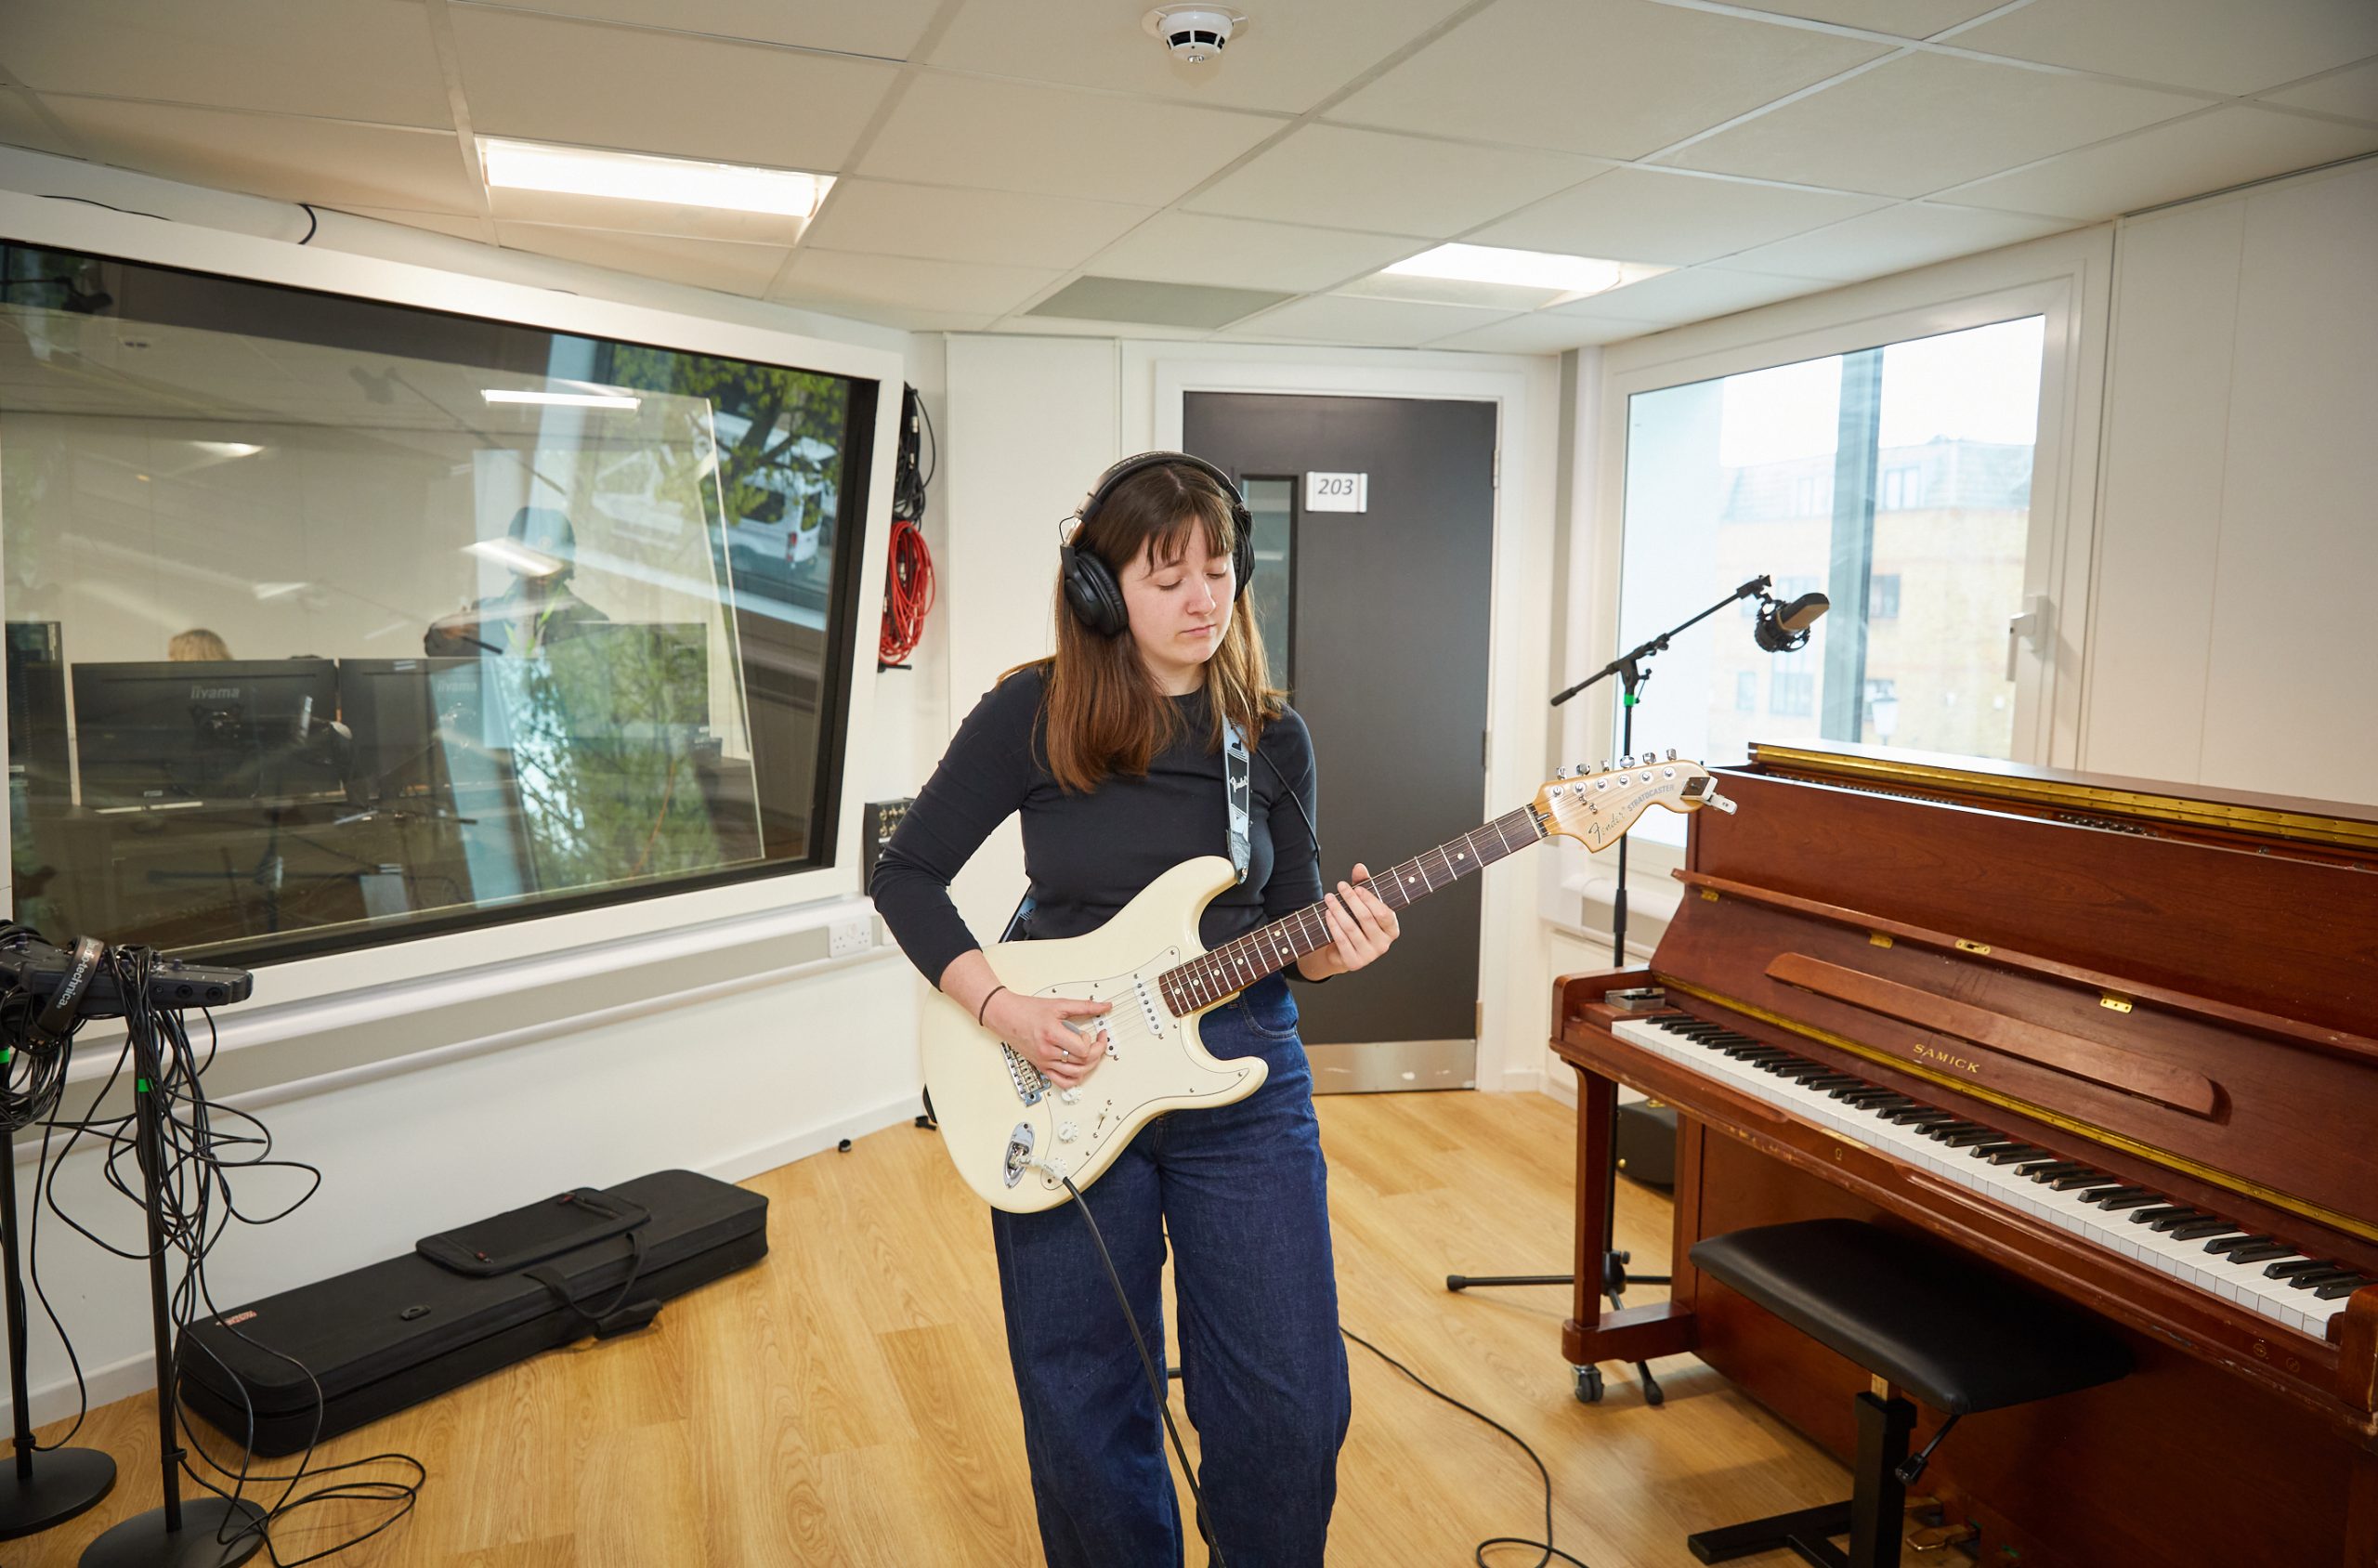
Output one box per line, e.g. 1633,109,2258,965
1614,315,2045,842
1,242,875,961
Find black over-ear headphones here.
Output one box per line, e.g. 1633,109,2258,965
1060,451,1255,639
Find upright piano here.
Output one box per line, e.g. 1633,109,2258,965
1552,742,2378,1568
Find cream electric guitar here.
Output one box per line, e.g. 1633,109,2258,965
922,753,1737,1212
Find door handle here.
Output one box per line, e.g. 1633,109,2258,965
2006,595,2051,681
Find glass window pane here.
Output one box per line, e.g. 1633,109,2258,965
1615,315,2045,843
1,239,873,961
1242,477,1294,691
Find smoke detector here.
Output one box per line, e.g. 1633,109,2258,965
1143,7,1246,63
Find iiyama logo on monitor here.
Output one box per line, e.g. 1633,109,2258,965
189,685,241,700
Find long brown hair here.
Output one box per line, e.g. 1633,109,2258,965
1006,461,1284,793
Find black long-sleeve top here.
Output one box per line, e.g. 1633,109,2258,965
871,663,1326,989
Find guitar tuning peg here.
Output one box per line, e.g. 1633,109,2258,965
1666,748,1678,762
1616,754,1631,769
1555,764,1571,779
1596,759,1609,774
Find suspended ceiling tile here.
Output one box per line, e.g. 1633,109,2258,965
802,180,1152,271
772,248,1062,317
857,72,1282,206
451,7,895,170
1717,0,2008,38
1468,166,1890,267
493,222,791,296
1718,201,2076,281
1547,266,1823,323
1025,276,1291,330
1952,0,2378,98
1184,124,1603,237
1328,0,1891,161
3,0,452,128
455,0,945,59
2257,56,2378,122
1084,211,1425,293
854,306,1003,333
925,0,1477,115
1661,50,2206,197
1422,312,1655,353
1948,104,2378,220
1217,293,1511,347
42,97,479,212
984,316,1213,341
341,206,498,243
0,90,78,158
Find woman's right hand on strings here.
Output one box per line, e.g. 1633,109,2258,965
983,991,1112,1090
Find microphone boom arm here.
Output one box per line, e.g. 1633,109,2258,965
1551,575,1771,708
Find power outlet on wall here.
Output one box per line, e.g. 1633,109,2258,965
829,916,873,959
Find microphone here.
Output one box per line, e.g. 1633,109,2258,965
1754,590,1830,652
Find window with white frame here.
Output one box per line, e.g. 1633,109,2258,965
1612,313,2049,834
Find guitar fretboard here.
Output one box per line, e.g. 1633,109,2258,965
1157,804,1547,1014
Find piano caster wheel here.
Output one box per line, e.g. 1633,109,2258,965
1572,1365,1604,1405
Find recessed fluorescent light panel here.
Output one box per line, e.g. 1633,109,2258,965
482,388,641,411
1350,243,1670,310
464,539,568,580
189,440,263,458
479,137,830,218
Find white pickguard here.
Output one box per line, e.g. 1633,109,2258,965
920,856,1269,1213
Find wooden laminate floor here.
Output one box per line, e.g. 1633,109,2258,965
11,1091,1858,1567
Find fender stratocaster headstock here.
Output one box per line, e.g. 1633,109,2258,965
1533,751,1736,854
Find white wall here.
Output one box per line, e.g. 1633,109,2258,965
2081,157,2378,804
0,148,947,1425
942,333,1570,1094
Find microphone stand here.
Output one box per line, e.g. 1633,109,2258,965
1444,575,1774,1408
0,1130,116,1537
80,960,265,1568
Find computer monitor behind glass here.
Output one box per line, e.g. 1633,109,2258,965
72,659,342,805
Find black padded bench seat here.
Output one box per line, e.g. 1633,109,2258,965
1685,1219,2130,1568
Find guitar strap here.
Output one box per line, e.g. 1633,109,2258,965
1001,716,1252,941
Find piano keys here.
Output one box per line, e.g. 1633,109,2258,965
1549,742,2378,1568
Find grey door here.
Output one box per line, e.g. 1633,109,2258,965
1183,393,1496,1092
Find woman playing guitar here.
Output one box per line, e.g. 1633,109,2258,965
872,451,1400,1567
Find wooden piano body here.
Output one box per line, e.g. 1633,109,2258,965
1552,742,2378,1568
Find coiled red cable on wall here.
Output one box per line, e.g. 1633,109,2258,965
879,383,936,670
880,514,934,666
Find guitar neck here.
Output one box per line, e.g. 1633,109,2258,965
1157,804,1547,1014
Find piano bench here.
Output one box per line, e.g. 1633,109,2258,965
1683,1218,2130,1568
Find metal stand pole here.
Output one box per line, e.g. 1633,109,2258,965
78,1026,262,1568
0,1138,115,1538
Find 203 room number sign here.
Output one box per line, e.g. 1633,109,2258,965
1304,472,1367,513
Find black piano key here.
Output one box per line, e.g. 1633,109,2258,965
2286,1267,2363,1291
1857,1095,1920,1113
2081,1186,2161,1209
2313,1275,2374,1300
2202,1234,2280,1258
1940,1128,2004,1148
1920,1121,1989,1141
2224,1242,2298,1265
1838,1090,1905,1108
1727,1045,1788,1061
1804,1076,1865,1091
2051,1171,2127,1192
1825,1082,1882,1100
2143,1209,2212,1231
1894,1109,1962,1128
1967,1139,2026,1156
2023,1161,2094,1182
2165,1217,2244,1241
2265,1258,2339,1280
1979,1144,2051,1165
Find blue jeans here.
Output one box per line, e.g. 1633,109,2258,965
991,973,1352,1568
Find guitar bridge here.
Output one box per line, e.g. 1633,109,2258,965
1001,1042,1045,1104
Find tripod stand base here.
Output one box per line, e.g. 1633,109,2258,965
0,1446,116,1538
80,1496,265,1568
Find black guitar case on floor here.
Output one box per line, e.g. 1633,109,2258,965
177,1169,767,1456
